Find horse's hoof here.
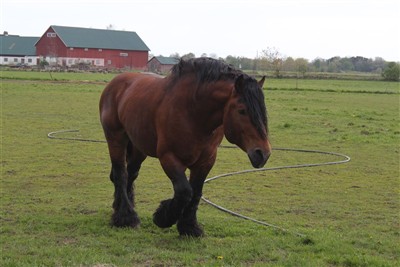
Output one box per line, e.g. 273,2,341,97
111,211,141,228
177,221,204,237
153,199,178,228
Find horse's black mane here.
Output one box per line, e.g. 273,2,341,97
170,57,241,83
170,57,268,137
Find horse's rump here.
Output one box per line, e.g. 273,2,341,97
100,72,163,157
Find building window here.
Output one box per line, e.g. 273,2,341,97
4,58,8,62
70,47,74,51
120,52,128,57
68,59,73,64
95,59,101,65
107,60,112,65
98,49,102,52
14,58,18,62
28,58,32,63
84,48,88,51
47,32,56,37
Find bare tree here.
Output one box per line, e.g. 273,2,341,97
262,47,285,77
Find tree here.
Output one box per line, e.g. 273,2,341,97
261,47,285,77
181,53,195,60
382,62,400,81
225,55,239,68
339,58,354,71
327,57,340,73
295,58,308,77
311,58,327,72
240,57,253,70
170,52,180,58
373,57,386,73
283,57,295,71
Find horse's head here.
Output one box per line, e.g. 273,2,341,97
223,75,271,168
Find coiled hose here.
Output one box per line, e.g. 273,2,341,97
48,129,350,238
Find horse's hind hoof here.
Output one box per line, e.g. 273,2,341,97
177,221,204,237
111,211,141,228
153,199,178,228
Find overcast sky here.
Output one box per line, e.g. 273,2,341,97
1,0,399,61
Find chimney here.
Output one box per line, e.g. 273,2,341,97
3,31,8,36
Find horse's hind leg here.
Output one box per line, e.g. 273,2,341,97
126,141,146,215
106,132,140,228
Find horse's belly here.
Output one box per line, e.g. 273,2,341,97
125,117,158,157
130,133,158,157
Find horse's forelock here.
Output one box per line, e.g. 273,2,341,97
237,76,268,138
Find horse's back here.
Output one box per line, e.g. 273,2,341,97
100,72,162,120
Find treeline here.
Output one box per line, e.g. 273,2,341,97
167,52,399,81
225,56,389,74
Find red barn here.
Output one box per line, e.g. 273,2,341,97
147,56,179,74
35,25,150,69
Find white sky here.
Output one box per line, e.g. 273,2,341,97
1,0,399,61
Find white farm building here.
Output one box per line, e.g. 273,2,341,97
0,33,39,66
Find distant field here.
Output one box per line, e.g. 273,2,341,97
1,73,399,266
0,69,116,82
265,78,399,93
1,69,399,94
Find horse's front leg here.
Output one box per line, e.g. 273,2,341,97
177,159,215,237
153,153,192,229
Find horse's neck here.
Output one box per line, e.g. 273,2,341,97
193,80,233,133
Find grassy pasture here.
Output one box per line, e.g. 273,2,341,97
1,73,399,266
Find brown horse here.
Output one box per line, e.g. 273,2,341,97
99,58,271,237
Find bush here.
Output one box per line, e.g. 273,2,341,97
382,62,400,81
39,60,49,69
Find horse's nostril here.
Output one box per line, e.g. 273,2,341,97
249,148,270,168
257,148,270,162
255,148,264,160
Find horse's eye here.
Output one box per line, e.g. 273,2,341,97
238,109,247,116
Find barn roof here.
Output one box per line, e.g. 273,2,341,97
152,56,179,65
47,25,150,51
0,35,38,56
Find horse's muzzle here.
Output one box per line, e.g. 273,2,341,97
248,148,271,168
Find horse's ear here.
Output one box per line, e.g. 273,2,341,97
235,74,245,93
258,76,266,89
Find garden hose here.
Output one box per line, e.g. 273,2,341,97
48,129,350,238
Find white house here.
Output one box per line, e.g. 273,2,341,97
0,33,39,66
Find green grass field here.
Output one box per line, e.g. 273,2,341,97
1,71,399,266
